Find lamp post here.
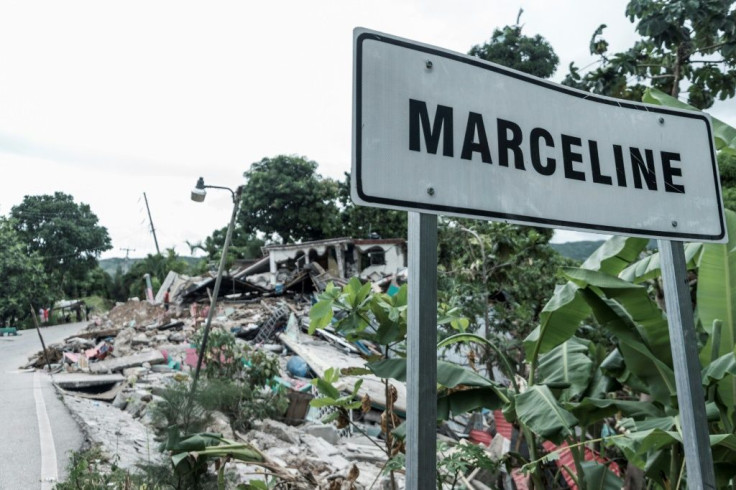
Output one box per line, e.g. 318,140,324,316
189,176,243,395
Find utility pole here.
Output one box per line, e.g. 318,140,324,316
119,247,136,272
142,192,161,255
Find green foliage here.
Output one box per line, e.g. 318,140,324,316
550,240,607,262
564,1,736,109
719,152,736,211
191,328,246,380
310,367,364,427
149,379,212,437
188,225,265,269
77,266,113,299
468,21,559,79
190,330,288,431
436,440,501,488
54,445,167,490
517,211,736,487
0,217,50,326
337,172,407,239
166,432,263,486
438,220,573,373
240,155,341,243
10,192,111,299
116,248,189,301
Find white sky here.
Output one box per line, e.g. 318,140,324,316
1,0,734,258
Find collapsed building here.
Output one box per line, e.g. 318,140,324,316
25,237,610,489
160,237,407,305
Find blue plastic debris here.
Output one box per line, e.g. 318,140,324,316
286,356,309,377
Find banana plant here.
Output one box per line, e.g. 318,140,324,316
522,209,736,487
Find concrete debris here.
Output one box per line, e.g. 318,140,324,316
28,250,504,488
89,350,166,374
54,373,125,389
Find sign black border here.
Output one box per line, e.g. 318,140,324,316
354,30,726,242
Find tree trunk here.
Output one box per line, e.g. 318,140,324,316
671,41,687,98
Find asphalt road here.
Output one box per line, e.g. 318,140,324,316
0,321,87,490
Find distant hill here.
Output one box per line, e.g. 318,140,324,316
99,256,203,276
550,240,605,262
551,238,658,262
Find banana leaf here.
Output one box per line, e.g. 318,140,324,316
438,333,517,388
580,461,623,490
536,337,594,401
581,289,676,404
170,433,264,476
581,235,649,275
702,350,736,386
523,282,591,359
515,384,577,444
437,387,505,419
568,398,663,427
369,357,508,419
525,236,649,361
368,358,496,388
710,434,736,464
698,209,736,347
619,243,703,283
697,209,736,425
564,268,672,366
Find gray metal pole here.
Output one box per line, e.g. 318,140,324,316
658,239,716,489
143,192,161,255
190,186,243,396
407,212,438,490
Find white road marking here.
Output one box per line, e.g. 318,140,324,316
34,372,58,489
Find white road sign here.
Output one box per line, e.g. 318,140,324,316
352,28,727,242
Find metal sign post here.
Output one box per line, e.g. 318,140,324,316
406,212,438,490
658,240,716,489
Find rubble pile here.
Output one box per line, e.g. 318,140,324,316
24,237,520,488
104,298,169,326
26,296,413,488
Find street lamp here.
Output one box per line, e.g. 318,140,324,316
189,176,243,394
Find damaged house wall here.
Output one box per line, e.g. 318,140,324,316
265,237,406,286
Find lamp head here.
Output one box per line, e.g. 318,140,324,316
191,177,207,202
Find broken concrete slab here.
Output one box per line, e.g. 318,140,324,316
54,373,125,389
89,350,165,374
156,321,184,331
66,327,121,341
302,423,340,445
57,382,124,401
256,419,300,445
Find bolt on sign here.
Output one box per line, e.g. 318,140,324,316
352,28,727,243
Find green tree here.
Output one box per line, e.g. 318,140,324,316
188,226,265,273
437,220,573,374
77,266,113,298
10,192,111,299
0,218,50,326
468,10,559,78
240,155,341,244
564,0,736,109
119,249,189,300
719,151,736,211
337,173,407,239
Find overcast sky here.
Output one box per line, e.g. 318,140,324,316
2,1,734,259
